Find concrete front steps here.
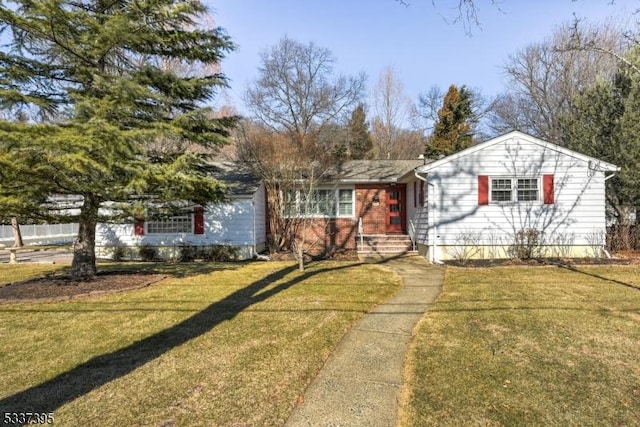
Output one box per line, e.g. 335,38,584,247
357,234,416,261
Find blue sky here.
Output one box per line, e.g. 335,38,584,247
209,0,638,113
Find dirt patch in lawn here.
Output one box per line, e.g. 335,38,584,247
0,272,166,303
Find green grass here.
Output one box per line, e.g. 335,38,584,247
0,260,401,426
401,264,640,426
0,263,69,285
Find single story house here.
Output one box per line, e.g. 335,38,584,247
412,131,619,262
93,131,618,262
95,162,266,260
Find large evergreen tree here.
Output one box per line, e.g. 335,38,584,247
0,1,236,278
560,47,640,249
425,84,474,159
347,104,373,160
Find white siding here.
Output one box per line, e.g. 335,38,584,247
203,198,257,245
96,192,264,257
252,183,267,249
421,136,610,258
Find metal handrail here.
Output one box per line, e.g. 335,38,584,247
408,219,417,251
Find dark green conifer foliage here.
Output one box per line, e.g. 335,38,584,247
425,84,474,158
0,1,236,278
348,104,374,160
560,47,640,249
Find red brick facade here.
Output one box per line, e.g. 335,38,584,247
295,217,358,254
355,184,388,235
270,183,405,255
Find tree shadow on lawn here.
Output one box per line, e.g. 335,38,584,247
96,260,243,278
554,262,640,292
0,261,365,421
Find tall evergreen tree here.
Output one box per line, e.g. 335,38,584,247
0,1,236,278
347,104,373,159
425,84,474,158
560,47,640,249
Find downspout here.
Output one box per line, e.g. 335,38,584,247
602,171,618,259
253,198,257,258
414,171,443,265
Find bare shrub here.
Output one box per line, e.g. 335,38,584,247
585,230,605,259
447,231,483,264
548,232,575,258
509,229,543,259
485,232,504,259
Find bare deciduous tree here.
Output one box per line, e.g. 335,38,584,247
395,0,503,35
234,119,335,268
488,20,625,142
371,66,417,158
244,36,365,150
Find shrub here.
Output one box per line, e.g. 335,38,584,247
447,231,483,265
509,229,542,259
112,246,127,262
200,245,239,262
585,231,605,259
549,232,575,258
138,245,157,262
178,244,197,262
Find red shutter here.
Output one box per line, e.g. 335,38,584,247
134,219,145,236
419,181,425,207
543,174,554,204
413,181,417,208
478,175,489,205
194,207,205,234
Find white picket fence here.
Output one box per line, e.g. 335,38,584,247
0,223,78,245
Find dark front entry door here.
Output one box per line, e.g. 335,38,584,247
385,185,405,233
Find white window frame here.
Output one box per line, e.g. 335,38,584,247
146,213,193,234
490,177,540,204
516,178,539,202
337,188,355,217
283,187,355,218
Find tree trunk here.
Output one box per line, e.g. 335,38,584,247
297,243,305,272
71,196,99,280
11,217,23,247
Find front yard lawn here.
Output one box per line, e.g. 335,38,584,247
0,260,400,426
401,265,640,426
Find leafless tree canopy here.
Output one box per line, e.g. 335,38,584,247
238,38,366,253
370,66,421,158
244,36,365,148
396,0,503,35
487,20,626,142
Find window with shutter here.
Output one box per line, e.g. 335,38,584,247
194,207,205,234
478,175,489,205
543,174,554,204
134,219,145,236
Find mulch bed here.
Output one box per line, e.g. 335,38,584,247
445,255,639,268
0,272,167,303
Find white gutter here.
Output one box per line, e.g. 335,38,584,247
414,171,443,264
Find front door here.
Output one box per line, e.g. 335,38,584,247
385,185,405,234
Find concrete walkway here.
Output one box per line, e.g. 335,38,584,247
285,255,444,427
